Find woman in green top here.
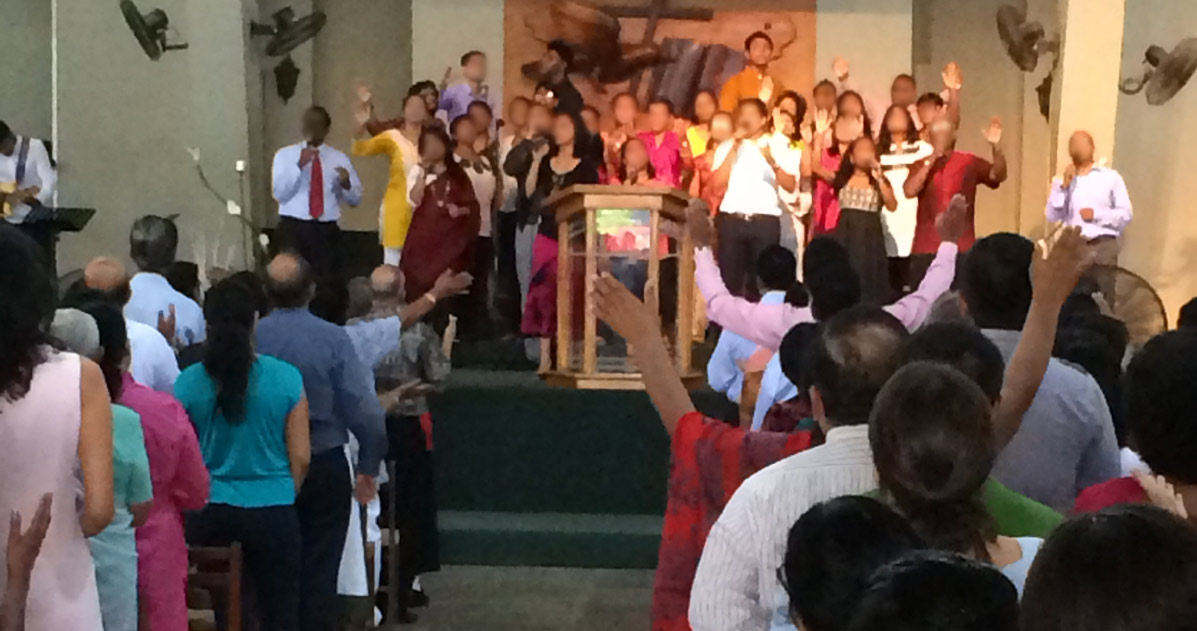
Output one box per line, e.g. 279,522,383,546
70,303,153,631
175,280,310,631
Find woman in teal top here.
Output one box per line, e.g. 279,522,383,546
174,279,310,631
69,303,154,631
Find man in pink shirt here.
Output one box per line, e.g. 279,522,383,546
638,99,685,188
119,373,210,631
690,195,968,351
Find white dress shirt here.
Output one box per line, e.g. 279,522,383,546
689,425,877,631
0,135,57,223
126,319,179,394
125,272,206,346
272,142,363,223
720,137,783,217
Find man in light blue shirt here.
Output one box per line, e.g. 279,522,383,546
708,246,797,407
1045,131,1132,263
960,233,1119,511
125,215,206,346
272,106,362,280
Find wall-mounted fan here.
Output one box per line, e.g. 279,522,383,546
995,4,1059,120
250,7,326,102
120,0,188,61
1120,38,1197,105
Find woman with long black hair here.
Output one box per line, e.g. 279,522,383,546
809,90,872,237
831,135,896,304
175,279,310,631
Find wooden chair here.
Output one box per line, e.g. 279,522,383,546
187,544,244,631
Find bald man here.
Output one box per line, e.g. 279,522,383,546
82,256,180,393
1047,131,1132,269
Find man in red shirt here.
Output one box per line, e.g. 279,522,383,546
904,115,1007,285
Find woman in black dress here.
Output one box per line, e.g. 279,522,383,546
521,111,600,371
832,135,898,304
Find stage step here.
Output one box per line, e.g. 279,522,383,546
439,511,663,570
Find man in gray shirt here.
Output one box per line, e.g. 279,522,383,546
959,233,1119,510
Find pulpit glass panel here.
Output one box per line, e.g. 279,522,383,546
564,208,680,374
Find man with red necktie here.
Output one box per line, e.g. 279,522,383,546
272,106,363,280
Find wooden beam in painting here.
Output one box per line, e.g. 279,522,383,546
600,0,715,93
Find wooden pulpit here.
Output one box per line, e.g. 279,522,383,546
542,185,703,390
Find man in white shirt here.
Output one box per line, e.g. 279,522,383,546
272,106,363,280
689,306,909,631
125,215,206,347
82,256,180,393
0,120,58,265
714,99,797,298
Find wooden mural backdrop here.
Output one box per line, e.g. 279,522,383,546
503,0,817,121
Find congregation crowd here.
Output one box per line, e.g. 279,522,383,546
1,25,1196,631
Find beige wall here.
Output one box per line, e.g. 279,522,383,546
815,0,912,98
1116,0,1197,325
0,0,52,139
412,0,504,118
56,0,256,274
314,0,413,232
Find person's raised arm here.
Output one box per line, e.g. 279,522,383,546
397,269,473,328
594,275,693,436
942,62,963,128
993,225,1094,447
285,396,311,492
884,194,966,330
79,358,115,537
688,201,810,349
982,116,1008,185
2,495,51,631
272,146,306,204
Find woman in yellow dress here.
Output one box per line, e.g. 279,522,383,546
354,93,427,265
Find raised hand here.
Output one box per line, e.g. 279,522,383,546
7,494,52,589
942,61,963,91
354,101,372,128
356,85,373,105
431,269,473,299
936,194,969,244
157,305,176,344
1032,224,1095,306
685,199,715,249
593,274,657,344
832,56,850,81
982,116,1002,145
813,109,832,135
1133,469,1189,519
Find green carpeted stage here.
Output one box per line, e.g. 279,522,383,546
427,369,734,569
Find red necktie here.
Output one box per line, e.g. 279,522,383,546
309,152,325,220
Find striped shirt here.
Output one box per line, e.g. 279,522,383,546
689,424,876,631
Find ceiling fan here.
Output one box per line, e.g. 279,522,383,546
995,4,1059,120
1120,38,1197,105
250,7,327,102
120,0,189,61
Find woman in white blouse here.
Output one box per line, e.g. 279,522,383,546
877,104,933,295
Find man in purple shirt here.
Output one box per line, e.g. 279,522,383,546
689,195,968,351
439,51,494,127
1045,131,1133,269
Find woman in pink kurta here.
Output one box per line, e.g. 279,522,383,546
119,373,210,631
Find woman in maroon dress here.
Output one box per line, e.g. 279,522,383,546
400,127,480,327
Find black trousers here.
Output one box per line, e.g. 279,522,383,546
275,216,342,282
464,236,495,339
185,503,302,631
494,211,522,335
296,448,352,631
715,214,781,298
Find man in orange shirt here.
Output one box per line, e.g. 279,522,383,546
718,32,784,113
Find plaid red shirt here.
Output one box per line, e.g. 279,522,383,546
652,410,822,631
